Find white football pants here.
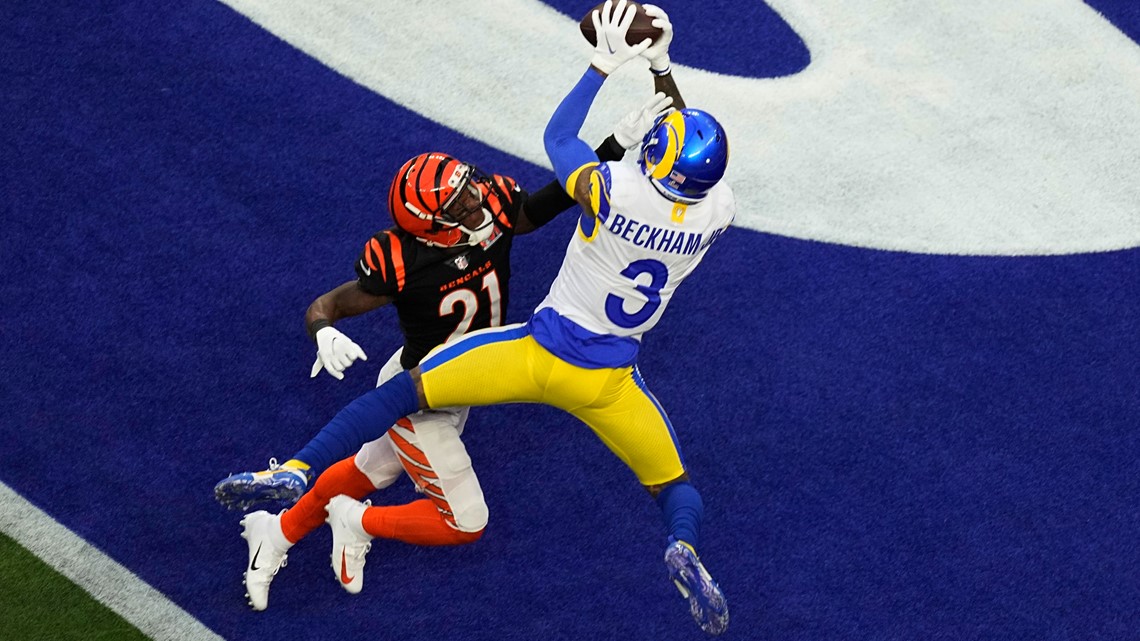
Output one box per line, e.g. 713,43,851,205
352,348,488,533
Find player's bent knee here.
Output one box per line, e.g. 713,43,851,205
452,500,489,533
645,471,691,498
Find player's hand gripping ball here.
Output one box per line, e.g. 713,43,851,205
579,0,663,47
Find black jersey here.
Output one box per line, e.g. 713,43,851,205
355,174,524,369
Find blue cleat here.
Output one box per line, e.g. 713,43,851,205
664,538,729,636
215,458,310,512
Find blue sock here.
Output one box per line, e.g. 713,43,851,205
657,482,704,549
291,371,420,476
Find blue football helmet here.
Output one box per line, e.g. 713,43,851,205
638,108,729,202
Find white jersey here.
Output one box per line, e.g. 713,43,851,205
535,161,736,347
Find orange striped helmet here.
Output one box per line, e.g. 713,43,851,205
387,152,493,248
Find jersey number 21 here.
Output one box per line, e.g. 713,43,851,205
440,270,503,342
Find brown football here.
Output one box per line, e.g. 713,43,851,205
579,1,663,47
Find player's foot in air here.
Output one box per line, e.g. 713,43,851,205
215,458,310,512
325,495,373,594
664,538,729,636
240,510,290,611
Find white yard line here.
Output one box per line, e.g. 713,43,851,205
0,482,225,641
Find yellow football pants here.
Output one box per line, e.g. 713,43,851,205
419,323,686,487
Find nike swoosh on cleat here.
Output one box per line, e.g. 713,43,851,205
250,543,263,571
340,551,354,584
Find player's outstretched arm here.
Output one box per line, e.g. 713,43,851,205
640,4,686,109
523,88,666,232
544,0,650,214
653,70,686,111
515,135,626,235
306,280,391,328
305,281,390,380
542,70,605,215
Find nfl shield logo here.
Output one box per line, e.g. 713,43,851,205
453,254,469,270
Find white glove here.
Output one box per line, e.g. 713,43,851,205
309,326,367,380
589,0,653,76
613,92,674,149
640,4,674,73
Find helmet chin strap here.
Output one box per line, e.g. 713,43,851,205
460,209,495,246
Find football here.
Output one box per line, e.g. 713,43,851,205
579,1,663,47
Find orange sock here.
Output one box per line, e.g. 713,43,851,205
280,456,376,544
361,499,484,546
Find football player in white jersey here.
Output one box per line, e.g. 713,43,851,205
216,1,733,635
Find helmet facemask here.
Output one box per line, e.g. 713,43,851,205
440,169,496,247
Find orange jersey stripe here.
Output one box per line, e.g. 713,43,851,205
364,244,378,271
493,201,511,228
367,237,388,281
386,231,405,291
490,176,516,228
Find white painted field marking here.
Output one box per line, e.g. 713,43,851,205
217,0,1140,254
0,482,225,641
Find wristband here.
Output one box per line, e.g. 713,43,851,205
307,319,332,343
598,135,627,161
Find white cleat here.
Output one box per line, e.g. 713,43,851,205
325,495,373,595
239,510,290,611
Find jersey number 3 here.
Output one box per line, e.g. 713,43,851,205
440,270,503,342
605,259,668,329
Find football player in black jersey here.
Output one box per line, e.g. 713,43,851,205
218,93,676,611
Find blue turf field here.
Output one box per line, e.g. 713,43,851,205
2,1,1139,639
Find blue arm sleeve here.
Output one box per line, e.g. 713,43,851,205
291,371,420,475
544,68,607,188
